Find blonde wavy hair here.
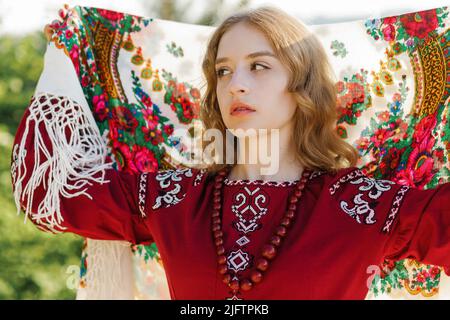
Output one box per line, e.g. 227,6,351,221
199,6,359,174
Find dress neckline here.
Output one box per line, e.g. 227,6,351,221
222,169,327,187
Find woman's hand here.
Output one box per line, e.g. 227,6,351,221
44,24,54,41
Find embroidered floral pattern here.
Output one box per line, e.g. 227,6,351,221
152,168,193,209
334,170,396,225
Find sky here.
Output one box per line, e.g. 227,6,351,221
0,0,449,35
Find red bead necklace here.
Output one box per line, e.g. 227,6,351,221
211,166,312,298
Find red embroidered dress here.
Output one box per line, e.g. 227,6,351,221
11,100,450,300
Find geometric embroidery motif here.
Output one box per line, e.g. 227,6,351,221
138,173,148,218
236,236,250,247
231,186,269,234
227,249,250,272
381,185,410,234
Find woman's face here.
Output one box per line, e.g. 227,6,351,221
215,22,297,133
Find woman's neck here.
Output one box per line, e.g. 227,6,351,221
227,122,304,182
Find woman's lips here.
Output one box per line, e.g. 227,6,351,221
230,107,256,116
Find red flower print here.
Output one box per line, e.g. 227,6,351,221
413,115,436,143
397,135,435,187
355,137,370,151
400,10,438,39
97,9,124,22
133,146,158,173
164,124,174,136
370,128,393,148
335,81,345,94
112,142,137,173
430,266,440,278
65,29,73,39
377,111,390,122
92,94,108,121
382,24,396,42
112,106,138,133
383,17,397,25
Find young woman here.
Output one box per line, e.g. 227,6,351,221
12,6,450,300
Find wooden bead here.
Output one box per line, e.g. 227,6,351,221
294,190,303,197
262,244,276,260
229,280,240,291
216,246,225,255
240,279,253,291
218,255,227,264
256,258,269,271
280,217,291,227
214,230,223,238
212,224,221,232
218,264,228,275
250,271,263,283
212,210,220,218
215,238,224,246
275,226,287,237
222,273,231,284
270,235,281,247
290,197,298,204
285,210,295,219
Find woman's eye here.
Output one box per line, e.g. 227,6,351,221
216,63,269,78
251,63,268,71
216,68,230,77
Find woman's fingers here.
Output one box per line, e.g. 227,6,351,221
44,24,54,41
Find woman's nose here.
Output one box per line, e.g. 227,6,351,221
229,70,250,96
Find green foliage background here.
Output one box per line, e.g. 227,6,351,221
0,32,83,299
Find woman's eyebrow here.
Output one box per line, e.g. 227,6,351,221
215,50,276,65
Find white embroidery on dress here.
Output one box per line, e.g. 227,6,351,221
193,169,206,186
340,194,376,225
382,185,410,234
231,186,269,234
224,178,298,187
138,173,148,218
348,177,396,199
227,249,250,272
10,144,25,188
309,170,326,181
329,169,366,195
152,168,193,209
333,169,397,226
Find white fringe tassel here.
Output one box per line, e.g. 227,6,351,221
12,92,112,232
77,239,135,300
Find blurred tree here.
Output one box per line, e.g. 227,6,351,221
0,32,83,299
142,0,251,26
